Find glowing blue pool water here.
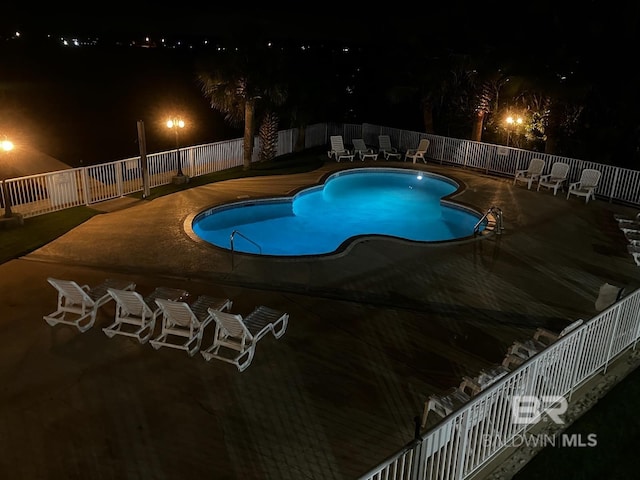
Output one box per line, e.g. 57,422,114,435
191,168,484,256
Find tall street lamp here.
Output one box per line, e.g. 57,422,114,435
505,115,523,147
1,138,15,218
166,117,186,179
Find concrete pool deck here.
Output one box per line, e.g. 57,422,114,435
1,158,639,479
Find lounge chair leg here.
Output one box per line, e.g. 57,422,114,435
272,314,289,339
138,323,154,343
76,313,96,333
236,349,255,372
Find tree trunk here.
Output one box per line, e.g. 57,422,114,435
422,99,435,134
259,111,279,162
294,125,307,152
243,98,256,171
545,103,561,155
471,110,485,142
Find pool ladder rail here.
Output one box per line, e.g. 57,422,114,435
474,206,504,235
230,229,263,269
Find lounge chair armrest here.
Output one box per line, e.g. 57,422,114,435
568,181,581,189
533,327,558,346
539,173,551,181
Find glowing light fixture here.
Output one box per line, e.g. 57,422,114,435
505,115,523,146
1,138,16,217
1,140,14,152
166,117,186,177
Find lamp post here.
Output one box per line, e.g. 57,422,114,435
1,139,15,218
166,117,186,178
505,115,523,147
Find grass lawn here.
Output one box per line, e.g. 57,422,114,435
0,151,325,264
513,366,640,479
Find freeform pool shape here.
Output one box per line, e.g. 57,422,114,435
191,168,485,256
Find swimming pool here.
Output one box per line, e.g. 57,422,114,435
190,168,485,256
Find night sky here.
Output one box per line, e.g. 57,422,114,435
1,5,640,167
4,5,619,45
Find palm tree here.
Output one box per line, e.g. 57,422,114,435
196,42,287,171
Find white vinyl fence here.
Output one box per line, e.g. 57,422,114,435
2,122,640,218
360,288,640,480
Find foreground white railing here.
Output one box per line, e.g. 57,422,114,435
3,122,640,218
360,288,640,480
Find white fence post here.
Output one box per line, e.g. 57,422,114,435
81,167,90,205
603,306,622,374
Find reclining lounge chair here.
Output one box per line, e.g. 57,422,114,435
44,277,136,333
104,286,190,343
202,305,289,372
150,295,232,356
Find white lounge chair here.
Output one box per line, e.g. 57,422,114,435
513,158,545,190
103,286,189,343
627,227,640,245
503,319,584,367
567,168,601,203
615,212,640,229
537,162,570,195
404,138,430,164
458,364,509,397
327,135,354,162
150,295,232,356
377,135,401,160
627,244,640,266
44,277,136,333
421,387,470,428
201,305,289,372
352,138,378,161
594,283,625,312
624,232,640,248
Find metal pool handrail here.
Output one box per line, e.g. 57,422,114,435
230,230,262,269
474,206,504,235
